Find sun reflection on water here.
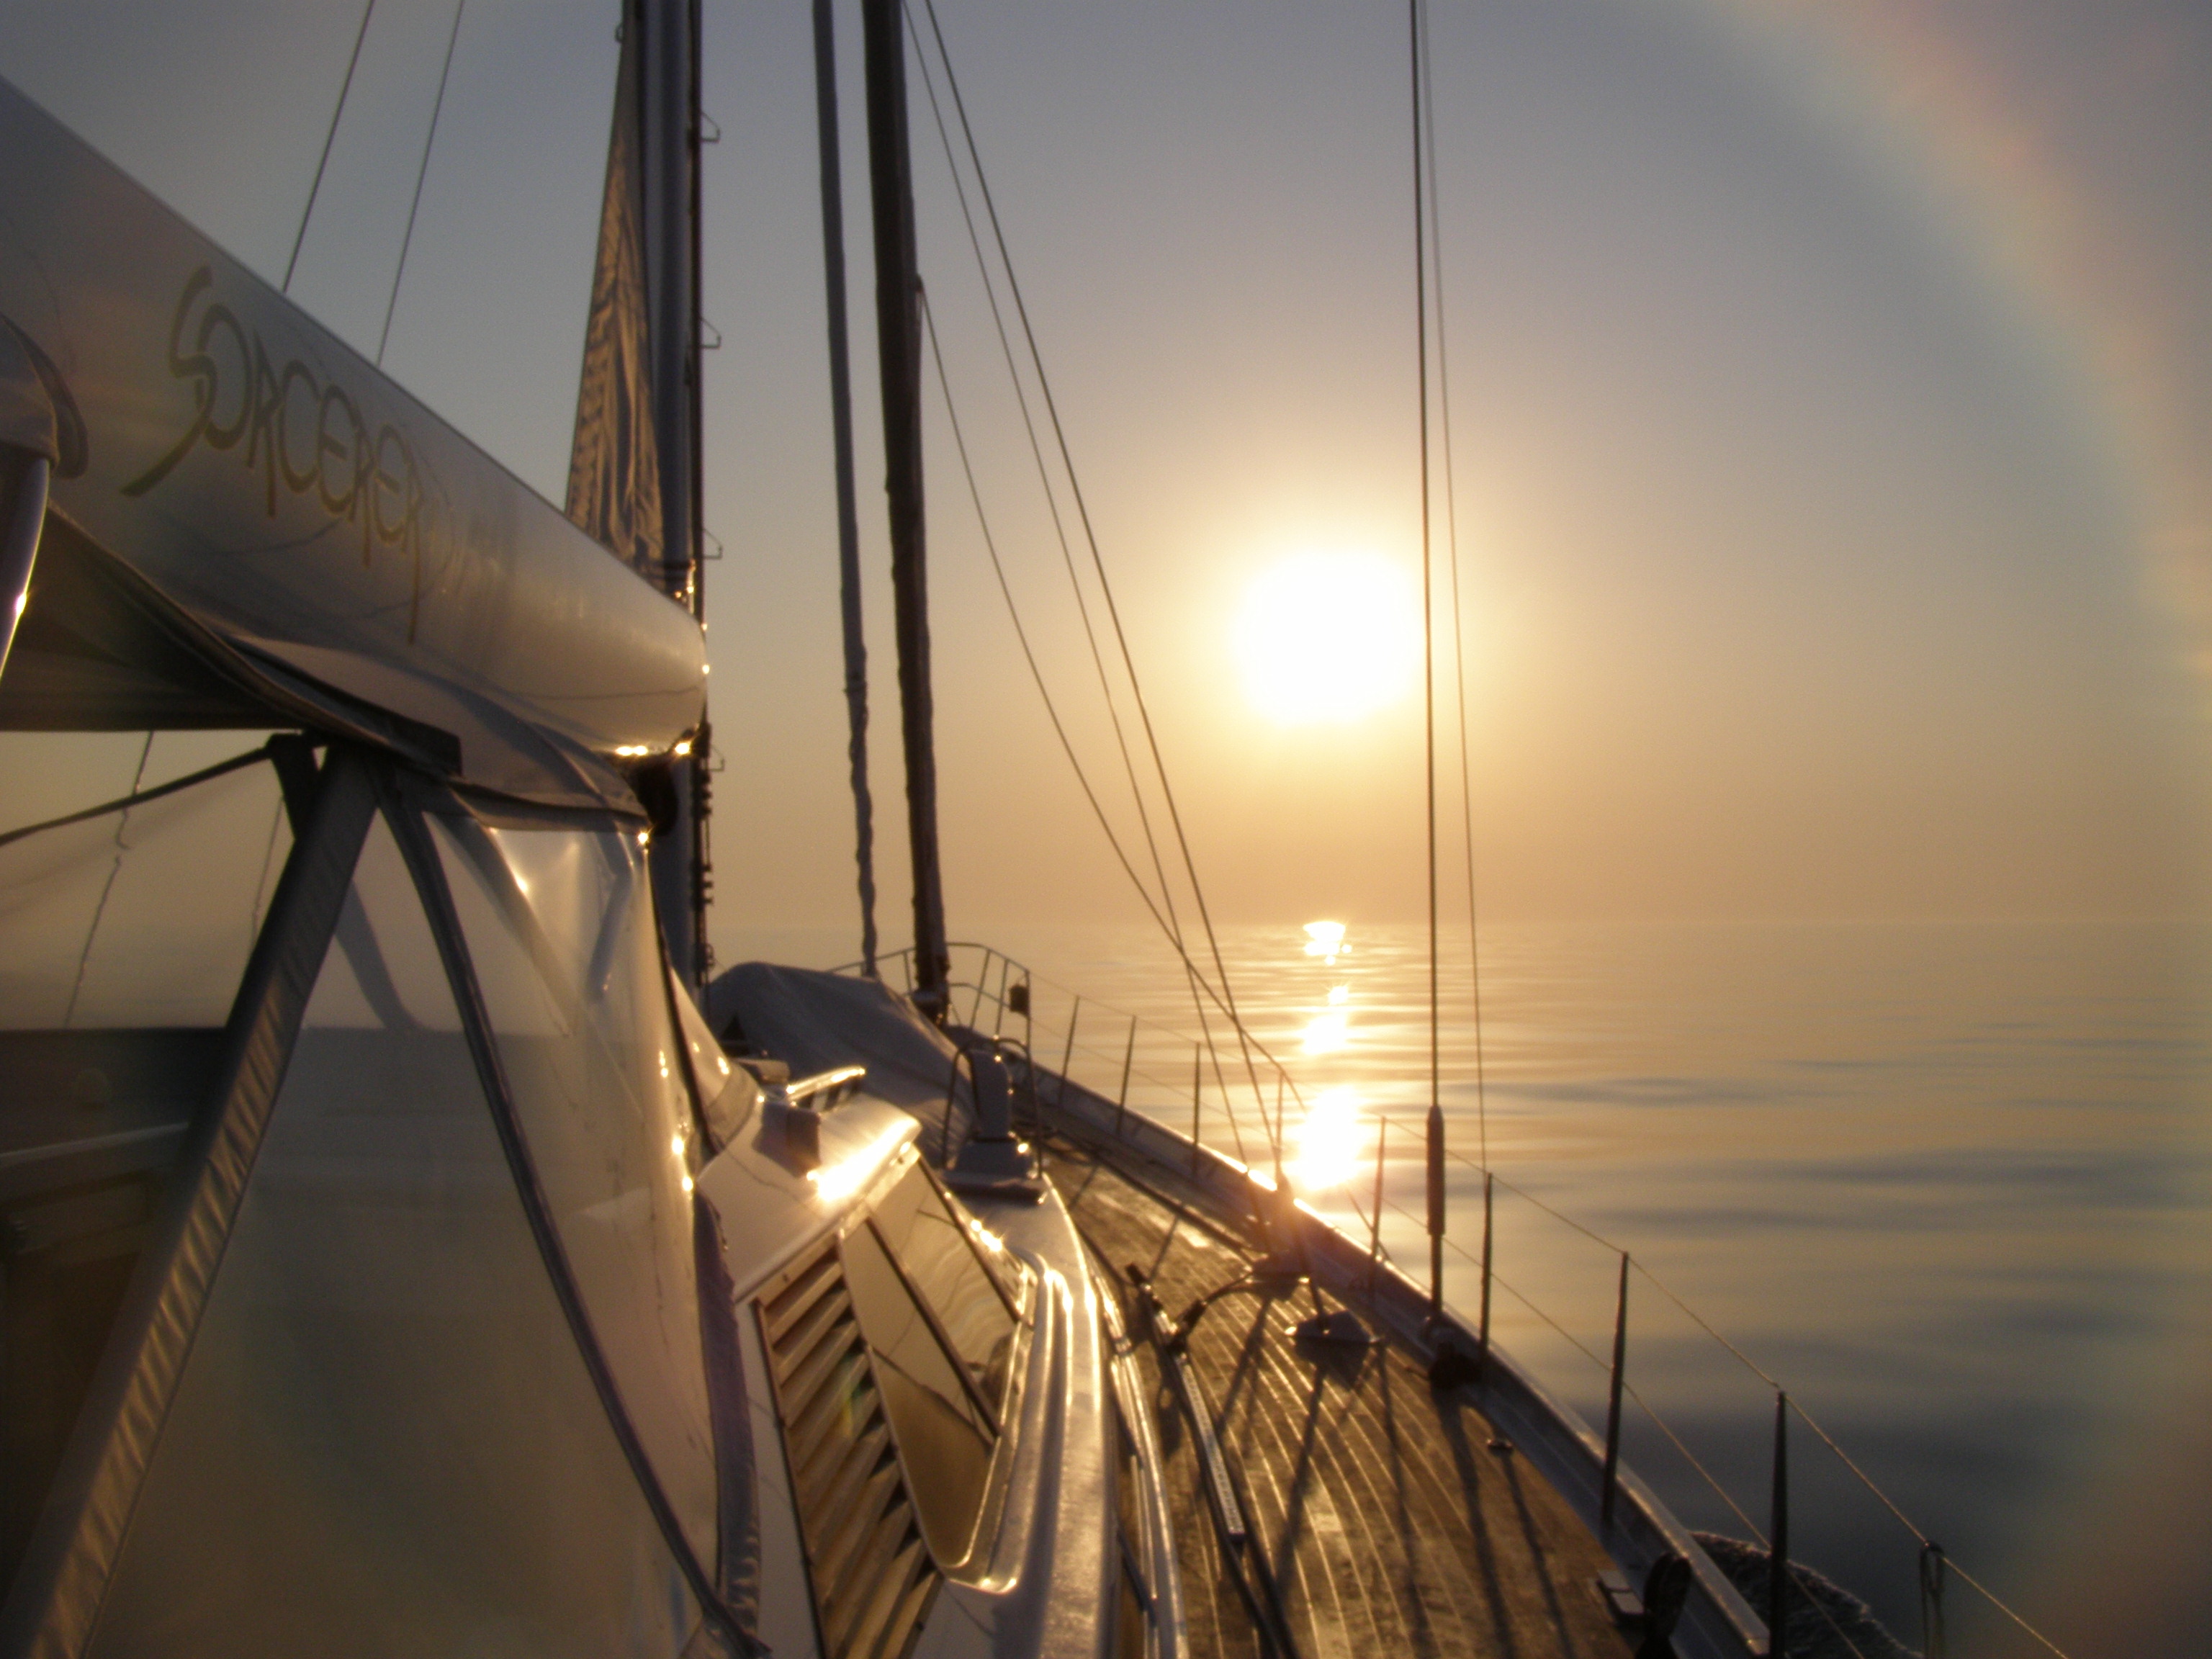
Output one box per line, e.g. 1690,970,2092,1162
1290,1086,1365,1190
1301,1009,1350,1053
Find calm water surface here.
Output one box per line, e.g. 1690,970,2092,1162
728,918,2212,1656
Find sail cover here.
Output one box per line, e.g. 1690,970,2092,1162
0,76,705,791
565,19,665,586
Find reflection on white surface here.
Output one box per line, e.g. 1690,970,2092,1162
810,1124,907,1203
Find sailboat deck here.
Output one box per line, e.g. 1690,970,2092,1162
1048,1138,1633,1659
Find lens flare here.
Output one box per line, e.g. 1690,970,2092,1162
809,1125,907,1203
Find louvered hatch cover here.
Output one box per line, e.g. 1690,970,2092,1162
759,1235,939,1659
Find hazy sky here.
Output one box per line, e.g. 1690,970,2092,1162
5,0,2210,951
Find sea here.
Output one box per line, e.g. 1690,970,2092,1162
721,917,2212,1658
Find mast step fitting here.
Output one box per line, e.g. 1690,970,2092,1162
945,1134,1046,1201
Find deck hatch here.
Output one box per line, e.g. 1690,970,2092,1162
759,1237,937,1659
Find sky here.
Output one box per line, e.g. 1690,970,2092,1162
4,0,2211,952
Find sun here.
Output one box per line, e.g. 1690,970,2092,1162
1232,550,1419,725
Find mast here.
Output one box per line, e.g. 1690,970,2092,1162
814,0,880,979
860,0,950,1020
638,0,709,987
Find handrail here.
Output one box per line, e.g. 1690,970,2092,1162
853,939,1318,1122
778,1064,867,1109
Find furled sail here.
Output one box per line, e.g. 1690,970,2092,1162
565,20,665,587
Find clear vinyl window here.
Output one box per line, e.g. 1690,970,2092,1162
0,731,288,1030
429,811,719,1568
0,731,288,1587
669,963,756,1150
86,810,702,1657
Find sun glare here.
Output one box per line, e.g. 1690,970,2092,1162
1233,551,1418,725
1301,1009,1349,1054
1303,920,1346,961
1291,1087,1365,1191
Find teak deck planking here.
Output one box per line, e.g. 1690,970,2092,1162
1049,1141,1634,1659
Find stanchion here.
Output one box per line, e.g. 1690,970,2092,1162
977,949,999,1030
1601,1251,1628,1527
1918,1541,1946,1659
1056,996,1079,1109
1273,1073,1288,1190
1113,1017,1136,1139
1425,1103,1444,1320
1189,1044,1202,1178
1478,1171,1493,1369
1367,1117,1387,1289
1770,1391,1790,1655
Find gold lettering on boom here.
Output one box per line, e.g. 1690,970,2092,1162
122,266,434,638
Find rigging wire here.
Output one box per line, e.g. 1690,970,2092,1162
377,0,467,366
899,52,2063,1647
60,732,154,1030
912,291,1205,1112
911,0,1279,1160
1410,0,1445,1314
1401,27,2055,1650
0,745,270,850
917,294,1256,1172
1416,0,1489,1175
903,0,1241,1125
900,13,1251,1150
901,9,1170,934
287,0,378,294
